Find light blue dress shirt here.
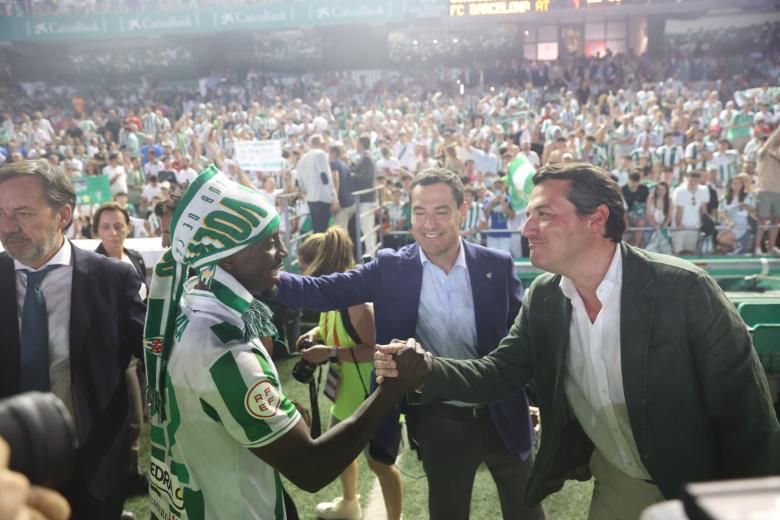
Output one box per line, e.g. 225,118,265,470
415,240,479,402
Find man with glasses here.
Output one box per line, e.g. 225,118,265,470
672,170,710,254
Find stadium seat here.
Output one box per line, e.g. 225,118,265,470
738,302,780,327
751,324,780,377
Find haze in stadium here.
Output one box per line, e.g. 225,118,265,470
0,0,779,519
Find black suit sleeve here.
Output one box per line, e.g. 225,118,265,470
120,263,146,358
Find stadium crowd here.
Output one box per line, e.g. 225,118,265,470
0,12,780,520
1,21,779,258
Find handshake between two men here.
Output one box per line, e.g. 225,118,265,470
373,338,433,388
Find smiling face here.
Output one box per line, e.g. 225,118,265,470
220,229,288,294
410,182,466,267
0,176,70,268
522,179,599,275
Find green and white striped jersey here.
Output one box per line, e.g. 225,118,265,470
149,285,301,520
711,150,741,186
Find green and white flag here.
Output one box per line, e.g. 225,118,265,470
504,154,536,210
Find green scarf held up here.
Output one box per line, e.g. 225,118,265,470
143,164,280,419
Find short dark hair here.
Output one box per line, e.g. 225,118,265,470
0,159,76,230
533,162,625,242
410,168,464,207
92,201,130,236
358,136,371,150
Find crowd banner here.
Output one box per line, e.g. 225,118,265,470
234,139,285,172
72,175,112,206
0,0,417,42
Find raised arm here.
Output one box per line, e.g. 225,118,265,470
273,260,377,311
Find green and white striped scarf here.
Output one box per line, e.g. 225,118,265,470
143,164,280,418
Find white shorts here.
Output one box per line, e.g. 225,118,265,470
672,229,699,254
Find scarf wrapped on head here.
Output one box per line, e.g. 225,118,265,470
143,164,280,418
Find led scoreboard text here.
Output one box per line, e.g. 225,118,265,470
449,0,548,16
449,0,620,16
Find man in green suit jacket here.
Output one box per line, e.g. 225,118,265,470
375,162,780,520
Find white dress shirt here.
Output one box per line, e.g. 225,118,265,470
560,245,650,479
14,239,74,419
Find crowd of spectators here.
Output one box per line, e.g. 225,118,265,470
68,46,194,75
0,21,779,259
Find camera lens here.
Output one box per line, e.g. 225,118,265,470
0,392,77,487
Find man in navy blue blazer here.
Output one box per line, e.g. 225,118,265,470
275,169,542,520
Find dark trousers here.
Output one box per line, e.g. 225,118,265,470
308,201,331,233
414,404,544,520
60,470,126,520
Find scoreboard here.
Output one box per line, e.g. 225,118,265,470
448,0,621,17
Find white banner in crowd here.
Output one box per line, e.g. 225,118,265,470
234,139,285,172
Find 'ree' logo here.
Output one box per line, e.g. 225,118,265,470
244,380,280,419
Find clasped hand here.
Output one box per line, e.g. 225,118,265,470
373,338,431,392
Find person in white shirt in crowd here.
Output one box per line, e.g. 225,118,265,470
103,152,128,197
143,150,164,179
63,149,83,177
296,134,337,233
394,130,417,172
415,143,438,173
259,175,286,209
141,173,163,210
175,156,198,186
470,138,499,178
376,146,402,178
519,139,540,169
672,170,710,254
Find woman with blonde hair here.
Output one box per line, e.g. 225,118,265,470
295,226,403,520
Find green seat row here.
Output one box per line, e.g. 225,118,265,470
751,324,780,377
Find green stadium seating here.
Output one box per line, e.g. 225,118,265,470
752,324,780,377
738,302,780,327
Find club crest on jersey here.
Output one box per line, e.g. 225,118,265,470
245,380,281,419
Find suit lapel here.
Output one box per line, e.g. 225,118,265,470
70,245,94,365
399,244,423,338
464,242,489,348
619,243,655,451
0,254,21,397
544,287,572,404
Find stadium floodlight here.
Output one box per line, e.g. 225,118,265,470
453,38,458,43
433,39,438,44
413,39,419,45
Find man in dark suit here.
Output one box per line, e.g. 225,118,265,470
0,159,146,520
376,162,780,520
275,169,542,520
